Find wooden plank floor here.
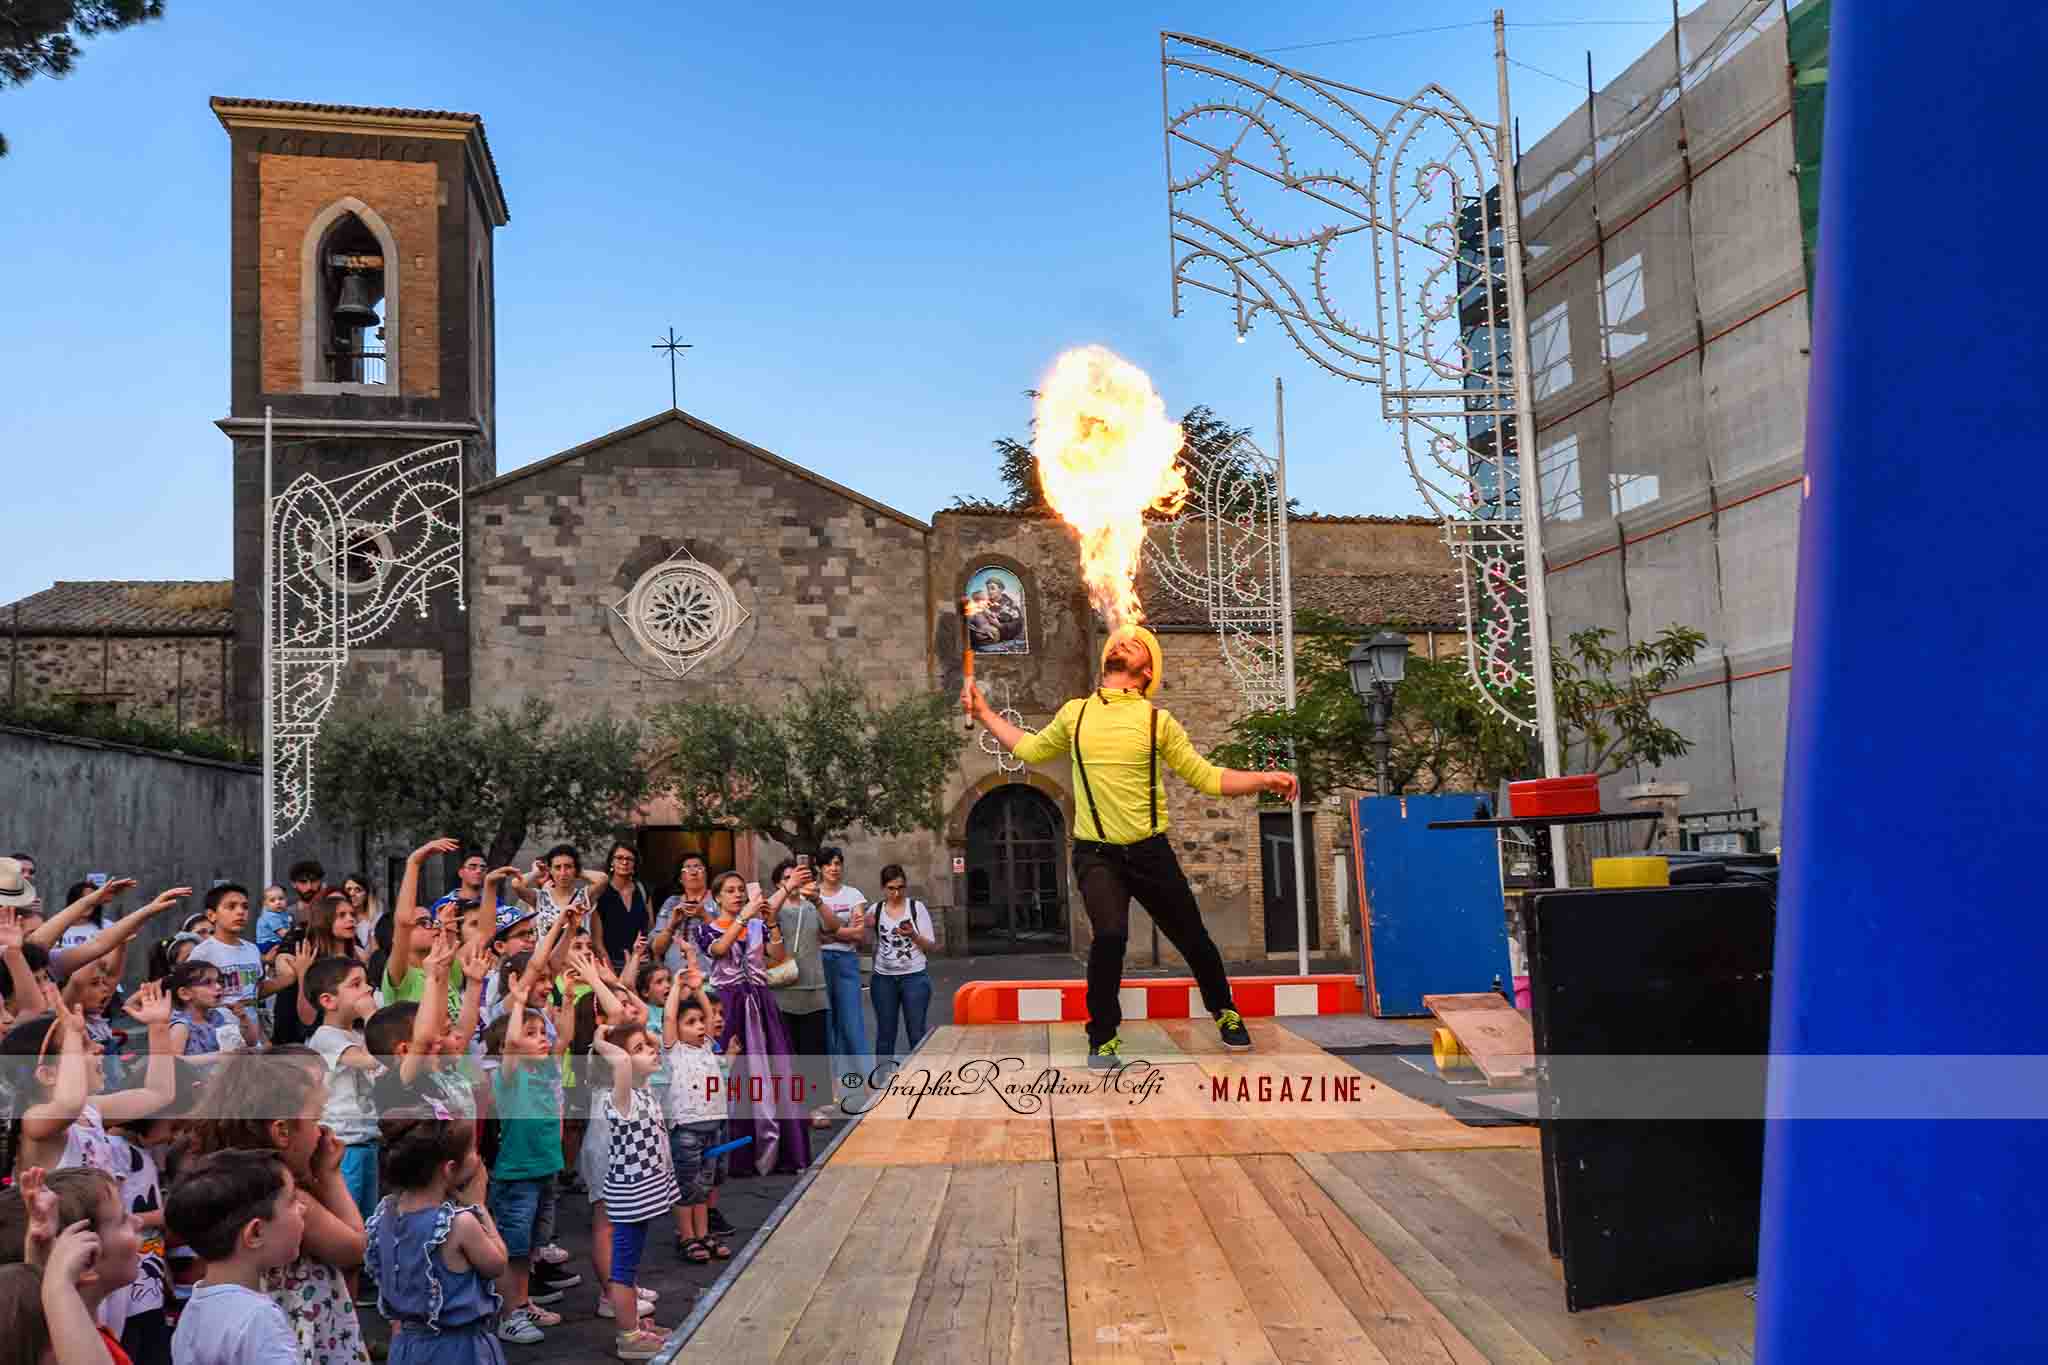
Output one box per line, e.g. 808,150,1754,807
676,1021,1754,1364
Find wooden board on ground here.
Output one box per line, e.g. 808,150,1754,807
678,1164,884,1361
1061,1159,1176,1361
780,1165,951,1364
1424,993,1535,1088
1181,1155,1390,1364
1311,1150,1756,1362
1239,1153,1489,1365
831,1035,1055,1168
896,1163,1068,1365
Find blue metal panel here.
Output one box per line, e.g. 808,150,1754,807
1352,795,1509,1017
1761,2,2048,1354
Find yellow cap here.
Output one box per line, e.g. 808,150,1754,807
1591,855,1670,888
1100,624,1164,698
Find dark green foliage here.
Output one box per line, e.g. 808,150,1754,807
314,698,652,867
647,669,961,852
1,1,166,156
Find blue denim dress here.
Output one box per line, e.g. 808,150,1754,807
365,1198,507,1365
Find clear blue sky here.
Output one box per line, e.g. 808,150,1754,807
0,1,1670,606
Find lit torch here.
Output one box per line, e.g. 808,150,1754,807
1033,346,1188,632
961,594,977,733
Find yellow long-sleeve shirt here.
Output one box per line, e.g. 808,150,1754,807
1012,688,1223,845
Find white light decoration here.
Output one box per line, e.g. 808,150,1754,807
975,677,1028,775
269,439,465,844
1160,27,1555,740
1146,433,1289,714
611,547,750,679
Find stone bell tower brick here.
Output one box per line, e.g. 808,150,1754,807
255,154,440,397
211,97,509,746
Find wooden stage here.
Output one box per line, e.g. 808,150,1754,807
669,1020,1755,1363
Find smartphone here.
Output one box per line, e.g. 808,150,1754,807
795,853,812,871
746,881,762,903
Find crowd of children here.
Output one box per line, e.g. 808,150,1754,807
0,839,845,1365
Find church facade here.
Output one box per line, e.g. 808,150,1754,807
4,98,1471,964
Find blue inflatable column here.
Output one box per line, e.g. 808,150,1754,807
1762,4,2048,1357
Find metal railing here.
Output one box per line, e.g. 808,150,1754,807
326,348,387,385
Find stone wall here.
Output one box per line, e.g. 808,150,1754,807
338,648,446,716
467,412,948,899
2,634,235,732
0,727,353,986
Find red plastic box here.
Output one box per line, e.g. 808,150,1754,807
1508,774,1600,818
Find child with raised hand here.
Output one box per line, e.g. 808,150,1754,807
302,957,384,1219
588,1013,679,1361
166,961,252,1063
182,1050,367,1365
7,983,180,1180
367,934,484,1122
12,1166,145,1365
482,976,561,1345
163,1150,306,1365
364,1109,508,1365
662,969,729,1264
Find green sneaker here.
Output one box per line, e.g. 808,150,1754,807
1088,1037,1124,1070
1217,1008,1252,1050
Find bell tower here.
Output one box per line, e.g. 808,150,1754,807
213,97,509,745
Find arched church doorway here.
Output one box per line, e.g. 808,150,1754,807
965,784,1069,953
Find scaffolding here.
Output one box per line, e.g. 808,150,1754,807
1517,0,1823,844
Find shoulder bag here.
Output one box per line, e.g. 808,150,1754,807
764,903,804,989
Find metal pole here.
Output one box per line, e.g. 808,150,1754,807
262,406,275,892
1275,377,1310,975
1372,689,1393,794
1495,11,1570,888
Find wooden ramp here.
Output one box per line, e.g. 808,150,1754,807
669,1021,1753,1364
1425,993,1537,1088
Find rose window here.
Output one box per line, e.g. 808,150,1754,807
613,549,750,677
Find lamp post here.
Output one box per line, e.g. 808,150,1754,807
1348,631,1410,794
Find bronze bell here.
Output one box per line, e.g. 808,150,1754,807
332,272,381,330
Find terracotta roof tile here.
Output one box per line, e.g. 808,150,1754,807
0,581,234,633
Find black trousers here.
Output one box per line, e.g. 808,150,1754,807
1072,834,1234,1048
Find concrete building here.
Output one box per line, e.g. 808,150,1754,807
1513,0,1826,848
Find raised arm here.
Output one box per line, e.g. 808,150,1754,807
590,1026,633,1117
52,887,190,979
20,1008,90,1142
28,878,135,950
662,965,689,1050
0,906,41,1012
400,933,460,1084
569,948,625,1023
96,983,179,1123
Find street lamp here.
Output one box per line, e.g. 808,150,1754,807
1348,630,1410,793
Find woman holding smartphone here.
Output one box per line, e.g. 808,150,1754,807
691,871,812,1176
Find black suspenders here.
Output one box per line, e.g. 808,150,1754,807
1071,692,1160,844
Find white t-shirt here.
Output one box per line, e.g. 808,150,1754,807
189,936,265,1010
818,885,866,955
171,1282,300,1365
873,900,933,976
666,1039,726,1125
309,1024,383,1145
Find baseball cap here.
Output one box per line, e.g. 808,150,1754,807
492,903,538,939
0,857,35,909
